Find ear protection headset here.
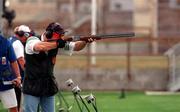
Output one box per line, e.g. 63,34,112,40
15,30,31,38
45,30,53,39
45,22,65,39
45,31,62,39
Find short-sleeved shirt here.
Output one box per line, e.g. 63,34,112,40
25,36,75,55
9,36,24,59
8,36,25,79
0,35,17,91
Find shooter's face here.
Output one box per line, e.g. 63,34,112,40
52,32,64,40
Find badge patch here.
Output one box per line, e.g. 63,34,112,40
2,57,6,65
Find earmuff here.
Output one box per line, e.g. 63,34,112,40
15,31,24,37
15,31,31,38
45,30,53,39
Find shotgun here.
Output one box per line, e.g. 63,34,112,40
48,32,135,42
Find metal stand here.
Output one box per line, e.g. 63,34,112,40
57,91,72,112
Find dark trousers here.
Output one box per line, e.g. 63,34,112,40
14,86,22,111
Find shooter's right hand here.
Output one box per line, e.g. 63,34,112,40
56,39,66,48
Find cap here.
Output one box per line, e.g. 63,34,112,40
46,22,66,34
18,25,31,32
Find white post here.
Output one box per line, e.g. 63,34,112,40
152,0,159,54
91,0,97,65
70,0,75,25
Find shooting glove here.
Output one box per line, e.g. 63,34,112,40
56,39,66,48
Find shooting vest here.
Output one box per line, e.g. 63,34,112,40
0,35,16,91
23,48,59,97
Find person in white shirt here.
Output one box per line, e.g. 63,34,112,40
9,25,32,112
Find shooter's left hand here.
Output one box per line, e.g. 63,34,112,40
86,38,96,43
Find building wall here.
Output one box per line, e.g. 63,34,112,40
55,67,168,91
10,0,56,22
159,0,180,37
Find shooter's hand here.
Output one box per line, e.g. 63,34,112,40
57,39,66,48
86,37,96,43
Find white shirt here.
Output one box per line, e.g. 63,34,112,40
25,36,75,55
10,38,24,59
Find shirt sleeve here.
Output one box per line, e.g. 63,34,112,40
12,40,24,59
25,36,41,54
7,40,17,62
59,42,75,55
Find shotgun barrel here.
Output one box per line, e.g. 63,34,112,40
64,32,135,41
